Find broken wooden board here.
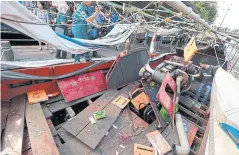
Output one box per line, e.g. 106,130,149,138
57,70,107,102
26,103,59,155
89,110,150,155
120,122,157,155
77,84,141,149
62,89,119,136
134,143,157,155
47,90,106,113
58,137,92,155
77,101,122,149
22,128,31,153
57,127,75,142
1,95,26,155
1,101,10,132
147,130,172,155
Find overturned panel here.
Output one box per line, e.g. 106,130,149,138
107,47,148,89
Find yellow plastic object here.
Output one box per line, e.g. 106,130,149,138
131,92,150,110
112,95,130,109
27,90,49,104
184,37,198,62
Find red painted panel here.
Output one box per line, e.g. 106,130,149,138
57,71,107,102
157,72,176,127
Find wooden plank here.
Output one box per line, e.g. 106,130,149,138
1,101,10,132
77,84,140,149
54,135,63,147
58,137,92,155
22,128,31,153
41,104,53,118
89,114,149,155
1,95,26,155
62,89,119,136
77,101,122,149
147,130,172,155
48,90,106,113
120,122,157,155
57,127,75,142
47,118,57,137
26,103,59,155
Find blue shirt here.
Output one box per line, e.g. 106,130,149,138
56,12,67,30
72,3,89,39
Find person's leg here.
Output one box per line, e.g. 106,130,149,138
38,41,42,50
194,82,206,102
84,52,91,62
56,49,60,59
201,84,212,104
74,54,81,63
62,51,67,59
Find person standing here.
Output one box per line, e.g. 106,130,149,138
35,1,49,50
192,58,218,104
49,7,57,31
55,4,72,59
72,1,100,63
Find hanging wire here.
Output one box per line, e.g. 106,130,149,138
72,1,156,28
212,38,221,66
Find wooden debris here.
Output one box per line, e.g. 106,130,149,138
1,95,26,155
26,103,59,155
1,101,10,132
77,101,122,149
62,90,119,136
147,130,171,155
77,85,140,149
134,143,157,155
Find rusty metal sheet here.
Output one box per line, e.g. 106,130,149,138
107,48,148,89
57,70,107,102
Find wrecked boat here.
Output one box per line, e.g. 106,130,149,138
1,1,239,155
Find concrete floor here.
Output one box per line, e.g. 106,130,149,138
12,44,139,62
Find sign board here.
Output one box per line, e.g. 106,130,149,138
57,71,107,102
184,37,198,62
157,72,176,127
27,90,48,104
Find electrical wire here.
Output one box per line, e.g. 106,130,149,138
72,1,155,28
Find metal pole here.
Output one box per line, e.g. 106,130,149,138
165,1,239,43
220,3,233,27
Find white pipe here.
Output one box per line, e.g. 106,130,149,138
145,64,155,74
139,64,155,77
166,1,239,43
174,113,190,155
149,34,157,54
